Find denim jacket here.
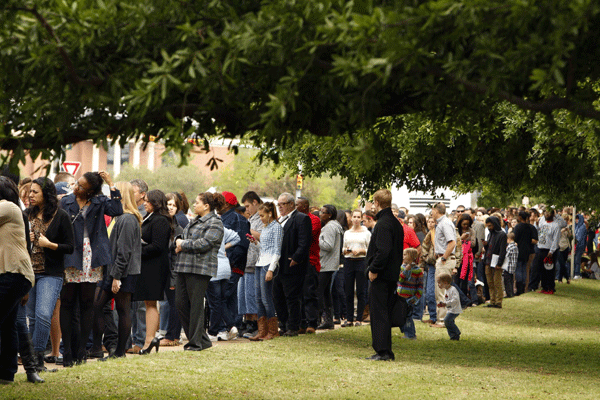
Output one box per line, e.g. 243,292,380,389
60,190,123,270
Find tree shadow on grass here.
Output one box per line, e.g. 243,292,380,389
311,328,600,378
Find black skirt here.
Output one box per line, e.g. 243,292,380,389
132,258,169,301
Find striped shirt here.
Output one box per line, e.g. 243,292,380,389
397,263,424,304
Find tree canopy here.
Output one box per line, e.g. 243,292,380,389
2,0,600,206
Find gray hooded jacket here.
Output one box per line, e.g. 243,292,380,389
319,220,344,272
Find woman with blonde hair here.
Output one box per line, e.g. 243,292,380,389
91,181,142,359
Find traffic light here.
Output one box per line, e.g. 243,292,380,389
296,174,304,190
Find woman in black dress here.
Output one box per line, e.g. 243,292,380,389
134,189,172,354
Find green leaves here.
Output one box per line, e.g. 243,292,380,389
2,0,600,208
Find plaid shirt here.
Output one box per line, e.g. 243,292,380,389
505,242,518,274
173,211,224,277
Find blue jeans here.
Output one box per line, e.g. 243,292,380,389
255,266,276,318
444,312,461,339
574,244,585,277
403,303,417,338
425,264,437,322
515,260,527,285
130,301,146,348
26,274,63,352
556,248,571,281
159,300,169,332
206,279,234,335
412,270,425,320
476,259,489,300
224,272,241,329
238,272,257,315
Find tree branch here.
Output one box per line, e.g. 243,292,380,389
427,67,600,121
8,7,104,87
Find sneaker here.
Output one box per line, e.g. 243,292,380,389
217,331,229,341
573,275,582,280
243,330,258,339
227,327,238,341
208,334,219,342
431,322,445,328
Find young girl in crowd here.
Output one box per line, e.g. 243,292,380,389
397,248,423,339
249,202,283,340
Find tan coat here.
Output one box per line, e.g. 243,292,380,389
0,200,34,285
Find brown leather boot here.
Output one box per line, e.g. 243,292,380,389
263,317,280,340
362,304,370,322
249,316,267,341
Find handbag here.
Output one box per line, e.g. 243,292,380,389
543,255,554,270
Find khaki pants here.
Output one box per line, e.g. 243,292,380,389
485,265,504,306
434,257,456,320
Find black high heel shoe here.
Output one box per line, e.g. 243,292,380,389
139,338,160,355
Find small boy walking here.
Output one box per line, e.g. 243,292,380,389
437,273,462,340
503,232,518,298
397,248,423,339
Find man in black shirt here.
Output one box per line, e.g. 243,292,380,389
365,189,404,361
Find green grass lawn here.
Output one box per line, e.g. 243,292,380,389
5,280,600,399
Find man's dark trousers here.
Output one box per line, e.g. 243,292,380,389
273,272,305,332
369,279,397,359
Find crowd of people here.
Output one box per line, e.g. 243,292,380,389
1,166,599,384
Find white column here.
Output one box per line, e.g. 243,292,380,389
113,142,121,177
92,144,100,171
147,142,155,171
133,141,141,168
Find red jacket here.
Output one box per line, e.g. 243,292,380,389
308,213,322,272
402,224,421,250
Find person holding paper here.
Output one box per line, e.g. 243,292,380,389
483,216,507,308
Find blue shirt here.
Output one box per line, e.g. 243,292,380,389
220,208,250,271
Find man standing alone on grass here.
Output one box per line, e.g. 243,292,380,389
366,189,403,361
